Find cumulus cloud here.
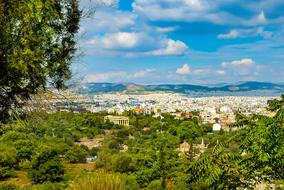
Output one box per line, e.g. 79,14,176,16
218,27,272,39
176,64,191,75
222,58,255,67
87,32,188,56
148,39,188,56
255,11,267,25
90,32,140,49
221,58,260,77
89,32,159,51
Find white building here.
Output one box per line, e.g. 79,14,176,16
104,115,129,126
213,123,222,131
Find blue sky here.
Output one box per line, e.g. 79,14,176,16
75,0,284,85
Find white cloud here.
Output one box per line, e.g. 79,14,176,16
218,27,272,39
256,11,266,25
216,70,226,75
81,10,136,33
101,32,139,49
85,71,127,82
132,0,267,26
87,32,188,56
131,69,156,78
222,58,255,67
89,32,157,50
148,39,188,56
192,68,211,76
176,64,191,75
132,0,217,23
218,30,239,39
132,1,279,27
95,0,118,6
85,69,155,82
221,58,261,77
80,0,118,8
156,26,179,33
240,11,267,26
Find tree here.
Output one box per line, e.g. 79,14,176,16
187,143,248,190
240,114,284,183
0,144,18,179
28,148,64,183
113,154,135,173
65,145,88,163
132,132,180,189
0,0,81,122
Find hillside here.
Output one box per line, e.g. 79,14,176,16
75,81,284,96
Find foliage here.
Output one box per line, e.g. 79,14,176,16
0,0,81,122
188,143,248,189
65,145,88,164
28,148,64,183
0,184,19,190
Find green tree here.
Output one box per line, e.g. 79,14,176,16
112,154,135,173
0,0,81,122
0,144,18,179
28,148,64,183
65,145,88,163
188,143,247,190
240,114,284,183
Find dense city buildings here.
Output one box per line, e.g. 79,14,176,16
29,90,275,128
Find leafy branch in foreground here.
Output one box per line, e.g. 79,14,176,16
0,0,81,122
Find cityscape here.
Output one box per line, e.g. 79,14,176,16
1,0,284,189
30,88,275,130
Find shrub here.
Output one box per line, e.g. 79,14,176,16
65,145,88,164
0,184,19,190
0,166,15,179
28,148,64,183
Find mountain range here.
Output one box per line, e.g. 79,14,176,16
74,81,284,96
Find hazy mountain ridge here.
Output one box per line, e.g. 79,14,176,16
75,81,284,95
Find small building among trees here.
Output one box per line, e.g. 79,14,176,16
104,115,129,126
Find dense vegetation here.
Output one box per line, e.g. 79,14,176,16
0,96,283,189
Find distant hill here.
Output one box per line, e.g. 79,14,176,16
75,81,284,96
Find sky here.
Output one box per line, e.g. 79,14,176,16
75,0,284,85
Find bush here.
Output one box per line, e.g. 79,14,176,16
0,184,19,190
28,148,64,183
0,144,18,168
0,166,15,179
113,154,135,173
65,145,88,163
